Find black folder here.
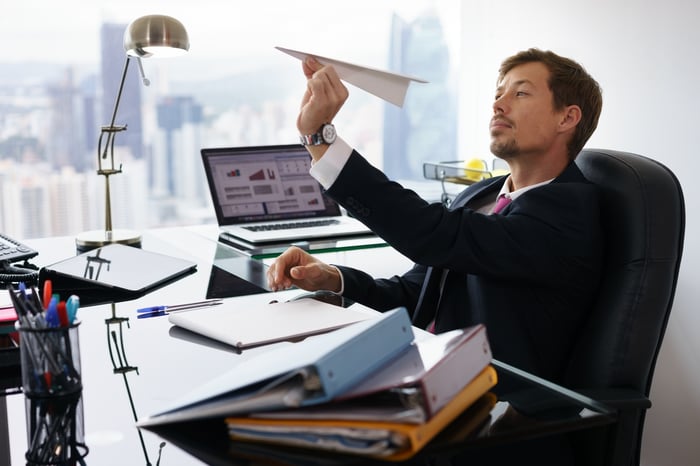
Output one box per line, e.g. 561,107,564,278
39,244,197,306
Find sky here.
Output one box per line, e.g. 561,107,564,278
3,0,459,79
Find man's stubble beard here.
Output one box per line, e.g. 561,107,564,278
490,139,519,161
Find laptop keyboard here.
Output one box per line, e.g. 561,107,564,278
243,219,340,232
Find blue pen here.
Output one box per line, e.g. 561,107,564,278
137,310,168,319
136,299,223,315
66,295,80,324
45,297,59,327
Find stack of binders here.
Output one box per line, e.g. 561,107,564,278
138,308,496,460
225,326,496,460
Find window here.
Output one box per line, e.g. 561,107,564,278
0,1,459,239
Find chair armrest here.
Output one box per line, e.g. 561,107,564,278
575,388,651,411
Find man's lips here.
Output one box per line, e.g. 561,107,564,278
490,118,512,129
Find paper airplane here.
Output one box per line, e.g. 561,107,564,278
276,46,428,107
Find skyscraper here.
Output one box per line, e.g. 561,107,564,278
100,22,143,161
156,96,203,197
383,10,457,181
46,68,90,171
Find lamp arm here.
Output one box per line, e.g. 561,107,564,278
102,56,131,159
109,56,130,129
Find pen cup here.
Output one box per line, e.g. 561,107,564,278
16,320,83,397
24,390,88,465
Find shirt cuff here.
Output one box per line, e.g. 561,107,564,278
309,137,352,189
331,265,345,295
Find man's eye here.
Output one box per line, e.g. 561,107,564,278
516,91,528,96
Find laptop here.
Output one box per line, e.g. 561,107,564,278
201,144,373,245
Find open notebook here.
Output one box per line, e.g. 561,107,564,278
201,144,373,245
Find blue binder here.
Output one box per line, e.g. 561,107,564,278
138,308,414,428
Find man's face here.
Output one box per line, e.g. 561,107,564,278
490,61,563,160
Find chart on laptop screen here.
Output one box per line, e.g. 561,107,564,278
210,151,328,219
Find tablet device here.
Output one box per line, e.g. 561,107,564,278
39,244,197,306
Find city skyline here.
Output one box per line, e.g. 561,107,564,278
0,3,459,240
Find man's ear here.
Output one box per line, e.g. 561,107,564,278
558,105,582,133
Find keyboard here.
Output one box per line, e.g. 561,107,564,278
243,219,340,232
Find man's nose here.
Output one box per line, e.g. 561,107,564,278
493,96,507,114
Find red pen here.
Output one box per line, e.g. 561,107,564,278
43,372,52,391
57,301,69,327
43,280,52,310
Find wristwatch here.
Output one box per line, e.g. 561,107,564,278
300,123,336,146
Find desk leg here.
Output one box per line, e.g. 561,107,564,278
0,396,9,466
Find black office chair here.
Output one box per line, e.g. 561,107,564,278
566,149,685,466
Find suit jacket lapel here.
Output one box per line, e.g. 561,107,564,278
450,176,506,209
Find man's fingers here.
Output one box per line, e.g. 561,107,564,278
302,56,322,76
267,247,304,290
290,265,306,280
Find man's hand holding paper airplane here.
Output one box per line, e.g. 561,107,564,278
297,56,348,140
276,46,428,107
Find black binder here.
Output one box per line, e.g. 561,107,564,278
39,244,197,306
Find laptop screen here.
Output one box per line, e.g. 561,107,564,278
201,144,342,226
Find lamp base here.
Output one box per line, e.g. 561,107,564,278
75,229,142,253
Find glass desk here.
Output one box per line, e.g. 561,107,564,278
1,226,616,465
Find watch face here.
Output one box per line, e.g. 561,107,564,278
321,124,336,144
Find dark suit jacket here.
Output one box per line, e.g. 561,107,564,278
328,151,604,384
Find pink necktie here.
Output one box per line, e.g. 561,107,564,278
492,194,511,214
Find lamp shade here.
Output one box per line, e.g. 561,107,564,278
123,14,190,58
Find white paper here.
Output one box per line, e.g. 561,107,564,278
276,46,428,107
168,295,377,349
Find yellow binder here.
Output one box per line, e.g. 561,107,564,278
226,365,497,461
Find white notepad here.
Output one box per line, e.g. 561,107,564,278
168,293,378,349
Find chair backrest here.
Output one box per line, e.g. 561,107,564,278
567,148,685,395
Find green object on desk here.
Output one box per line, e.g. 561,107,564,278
250,238,389,260
218,231,389,260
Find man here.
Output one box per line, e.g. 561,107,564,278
267,48,604,386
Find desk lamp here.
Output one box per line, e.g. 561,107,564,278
76,14,190,251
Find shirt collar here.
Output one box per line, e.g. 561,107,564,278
497,175,554,201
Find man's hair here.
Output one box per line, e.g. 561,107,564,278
498,49,603,159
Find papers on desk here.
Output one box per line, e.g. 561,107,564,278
276,46,428,107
